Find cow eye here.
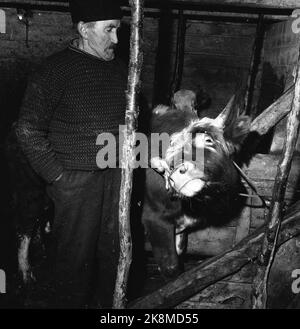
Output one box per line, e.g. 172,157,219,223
205,136,214,144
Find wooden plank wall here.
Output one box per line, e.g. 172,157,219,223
0,8,75,142
125,15,257,116
181,20,255,117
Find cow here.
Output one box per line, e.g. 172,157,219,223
153,88,211,117
153,89,197,116
5,123,53,285
141,95,251,279
171,89,197,113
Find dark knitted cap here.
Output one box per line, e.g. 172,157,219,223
69,0,123,23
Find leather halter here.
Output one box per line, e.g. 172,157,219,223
152,159,270,209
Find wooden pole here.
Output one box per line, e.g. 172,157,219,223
168,9,186,102
113,0,144,309
252,49,300,309
128,201,300,309
244,14,265,115
151,5,173,106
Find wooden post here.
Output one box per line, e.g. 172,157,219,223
169,9,186,102
152,5,174,106
113,0,144,309
252,49,300,309
244,14,265,115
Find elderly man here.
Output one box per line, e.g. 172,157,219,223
16,0,126,308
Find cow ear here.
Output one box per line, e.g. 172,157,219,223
224,115,251,152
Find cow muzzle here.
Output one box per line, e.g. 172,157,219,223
168,161,206,197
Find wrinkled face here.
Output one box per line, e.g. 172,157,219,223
82,20,120,61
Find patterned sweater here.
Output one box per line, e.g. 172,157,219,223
16,41,127,183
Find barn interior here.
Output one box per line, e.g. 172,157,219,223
0,0,300,309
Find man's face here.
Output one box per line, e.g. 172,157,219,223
85,20,120,61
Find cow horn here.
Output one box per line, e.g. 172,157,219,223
214,95,235,128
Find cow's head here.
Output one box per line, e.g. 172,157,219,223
152,89,197,116
171,89,197,113
151,96,251,198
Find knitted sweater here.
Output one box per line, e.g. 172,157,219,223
16,41,127,183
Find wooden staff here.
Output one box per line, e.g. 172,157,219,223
113,0,144,309
252,49,300,309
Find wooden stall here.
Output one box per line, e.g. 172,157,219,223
1,0,300,309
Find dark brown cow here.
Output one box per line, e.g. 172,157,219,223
142,96,251,278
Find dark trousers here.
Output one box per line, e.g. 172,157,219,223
46,169,121,308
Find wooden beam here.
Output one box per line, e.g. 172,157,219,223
128,201,300,309
250,85,294,135
0,0,69,7
0,0,297,11
145,0,300,10
0,1,291,22
143,0,298,11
